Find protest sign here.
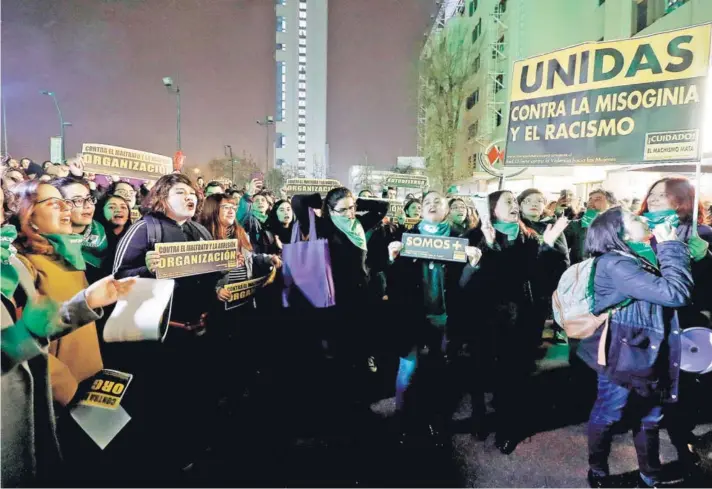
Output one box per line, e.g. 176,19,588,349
82,143,173,180
285,178,341,196
78,369,133,410
504,24,711,167
155,239,238,279
224,269,276,311
386,200,404,219
403,217,421,231
130,208,141,222
384,173,429,189
401,233,468,263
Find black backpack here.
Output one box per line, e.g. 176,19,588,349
143,214,213,249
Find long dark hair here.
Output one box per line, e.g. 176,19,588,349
144,174,200,215
95,194,133,236
584,206,631,256
448,197,479,231
488,190,535,238
268,199,293,229
322,187,354,218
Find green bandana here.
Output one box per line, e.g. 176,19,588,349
1,225,19,300
642,209,679,230
81,220,108,268
626,240,659,268
251,207,269,224
418,220,451,236
43,233,86,271
581,208,600,228
493,220,520,242
331,215,367,251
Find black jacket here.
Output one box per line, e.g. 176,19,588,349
387,227,477,354
521,216,571,300
291,193,388,312
112,212,221,323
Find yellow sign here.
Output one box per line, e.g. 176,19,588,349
285,178,341,196
155,239,238,279
510,24,711,102
82,143,173,180
403,217,421,230
401,233,468,263
384,173,429,189
224,269,276,311
78,369,133,410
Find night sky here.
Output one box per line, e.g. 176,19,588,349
2,0,434,183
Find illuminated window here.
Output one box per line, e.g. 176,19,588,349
277,16,286,32
299,11,307,19
299,56,307,63
299,38,307,46
299,47,307,54
299,20,307,28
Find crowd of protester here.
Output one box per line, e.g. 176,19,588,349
1,155,711,488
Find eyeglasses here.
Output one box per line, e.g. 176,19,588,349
220,204,237,212
67,196,97,208
332,205,356,215
36,197,73,210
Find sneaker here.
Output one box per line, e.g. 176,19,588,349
367,356,378,373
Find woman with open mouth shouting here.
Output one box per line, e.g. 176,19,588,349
112,173,222,477
463,190,569,455
387,190,482,446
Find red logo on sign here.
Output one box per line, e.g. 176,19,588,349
487,145,504,164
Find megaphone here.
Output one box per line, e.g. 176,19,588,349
680,327,712,375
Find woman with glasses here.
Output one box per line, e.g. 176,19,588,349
289,187,389,431
448,197,479,236
518,188,571,345
51,178,107,284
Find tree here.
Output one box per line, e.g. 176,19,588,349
350,165,375,193
205,152,259,187
420,17,479,192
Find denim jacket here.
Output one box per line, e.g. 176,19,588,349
577,241,693,401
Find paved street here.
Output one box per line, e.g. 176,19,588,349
173,341,712,488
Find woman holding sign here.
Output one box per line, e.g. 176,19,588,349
466,190,569,454
386,190,482,445
113,173,220,476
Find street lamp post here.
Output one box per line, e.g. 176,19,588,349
40,90,71,162
162,77,181,151
256,116,274,171
224,145,235,184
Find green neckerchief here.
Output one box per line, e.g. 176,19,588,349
43,233,86,271
81,220,108,268
642,209,679,230
493,220,520,242
330,214,367,251
418,220,451,236
626,240,659,268
1,225,19,300
251,206,269,224
581,208,600,229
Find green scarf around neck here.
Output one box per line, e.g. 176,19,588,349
626,240,659,268
581,208,600,229
251,206,269,224
642,209,679,230
493,220,520,242
331,214,367,251
418,220,451,236
43,233,86,271
81,220,108,268
1,225,19,300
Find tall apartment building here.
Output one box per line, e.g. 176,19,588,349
275,0,328,178
420,0,712,197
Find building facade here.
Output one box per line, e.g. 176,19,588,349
275,0,328,178
420,0,711,199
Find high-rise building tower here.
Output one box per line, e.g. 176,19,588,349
275,0,328,178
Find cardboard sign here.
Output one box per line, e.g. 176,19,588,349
285,178,341,196
403,217,421,231
82,143,173,180
504,24,711,167
78,369,133,410
384,173,429,189
155,239,239,279
130,208,141,222
224,269,276,311
401,233,468,263
386,200,404,219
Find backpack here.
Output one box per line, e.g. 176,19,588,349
143,214,212,249
552,257,609,339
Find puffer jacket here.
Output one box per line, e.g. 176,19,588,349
577,241,693,402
